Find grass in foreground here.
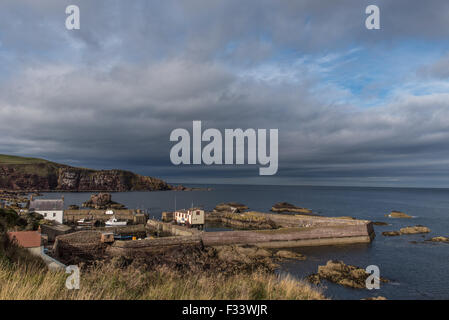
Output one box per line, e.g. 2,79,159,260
0,260,324,300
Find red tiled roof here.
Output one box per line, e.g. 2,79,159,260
7,231,42,248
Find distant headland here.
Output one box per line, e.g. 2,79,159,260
0,154,192,192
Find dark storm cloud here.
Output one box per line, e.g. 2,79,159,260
1,0,449,186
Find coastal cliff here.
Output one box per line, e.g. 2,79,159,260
0,154,171,192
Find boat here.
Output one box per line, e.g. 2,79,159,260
77,218,94,226
105,217,127,226
113,234,133,240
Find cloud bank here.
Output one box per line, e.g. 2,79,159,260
1,0,449,187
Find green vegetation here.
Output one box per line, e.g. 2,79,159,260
0,208,43,232
0,260,324,300
0,209,47,271
0,154,50,165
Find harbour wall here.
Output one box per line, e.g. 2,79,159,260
53,214,375,260
63,209,136,223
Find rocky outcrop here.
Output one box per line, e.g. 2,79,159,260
0,155,173,192
214,202,249,213
399,225,430,234
382,231,401,237
373,221,389,226
57,167,171,192
383,225,430,237
386,211,412,218
429,236,449,242
271,202,316,215
82,193,126,209
215,245,273,263
171,185,212,191
307,260,389,289
220,212,278,230
275,250,305,260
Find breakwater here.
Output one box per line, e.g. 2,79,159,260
53,212,374,261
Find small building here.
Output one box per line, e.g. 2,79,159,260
29,197,64,224
7,231,43,255
174,208,205,228
40,224,73,242
134,213,147,224
161,211,174,222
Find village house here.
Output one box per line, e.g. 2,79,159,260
174,208,205,229
29,196,64,224
7,231,43,255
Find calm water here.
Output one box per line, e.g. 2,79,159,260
41,184,449,300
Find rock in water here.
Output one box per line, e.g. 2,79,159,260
362,296,387,300
82,193,126,210
383,225,430,237
271,202,315,215
382,231,401,237
430,236,449,242
399,225,430,234
386,210,412,218
214,202,249,213
275,250,306,260
373,221,389,226
307,260,389,289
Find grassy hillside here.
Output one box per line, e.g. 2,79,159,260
0,154,51,165
0,154,171,191
0,263,325,300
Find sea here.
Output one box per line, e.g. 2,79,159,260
40,184,449,300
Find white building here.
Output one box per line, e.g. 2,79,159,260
174,208,205,228
29,198,64,224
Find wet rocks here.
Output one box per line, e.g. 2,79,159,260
386,211,412,218
429,236,449,242
373,221,389,226
271,202,315,215
214,203,249,213
275,250,306,260
307,260,389,289
220,212,278,230
399,225,430,234
382,225,430,237
382,231,401,237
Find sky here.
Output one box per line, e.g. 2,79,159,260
1,0,449,187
